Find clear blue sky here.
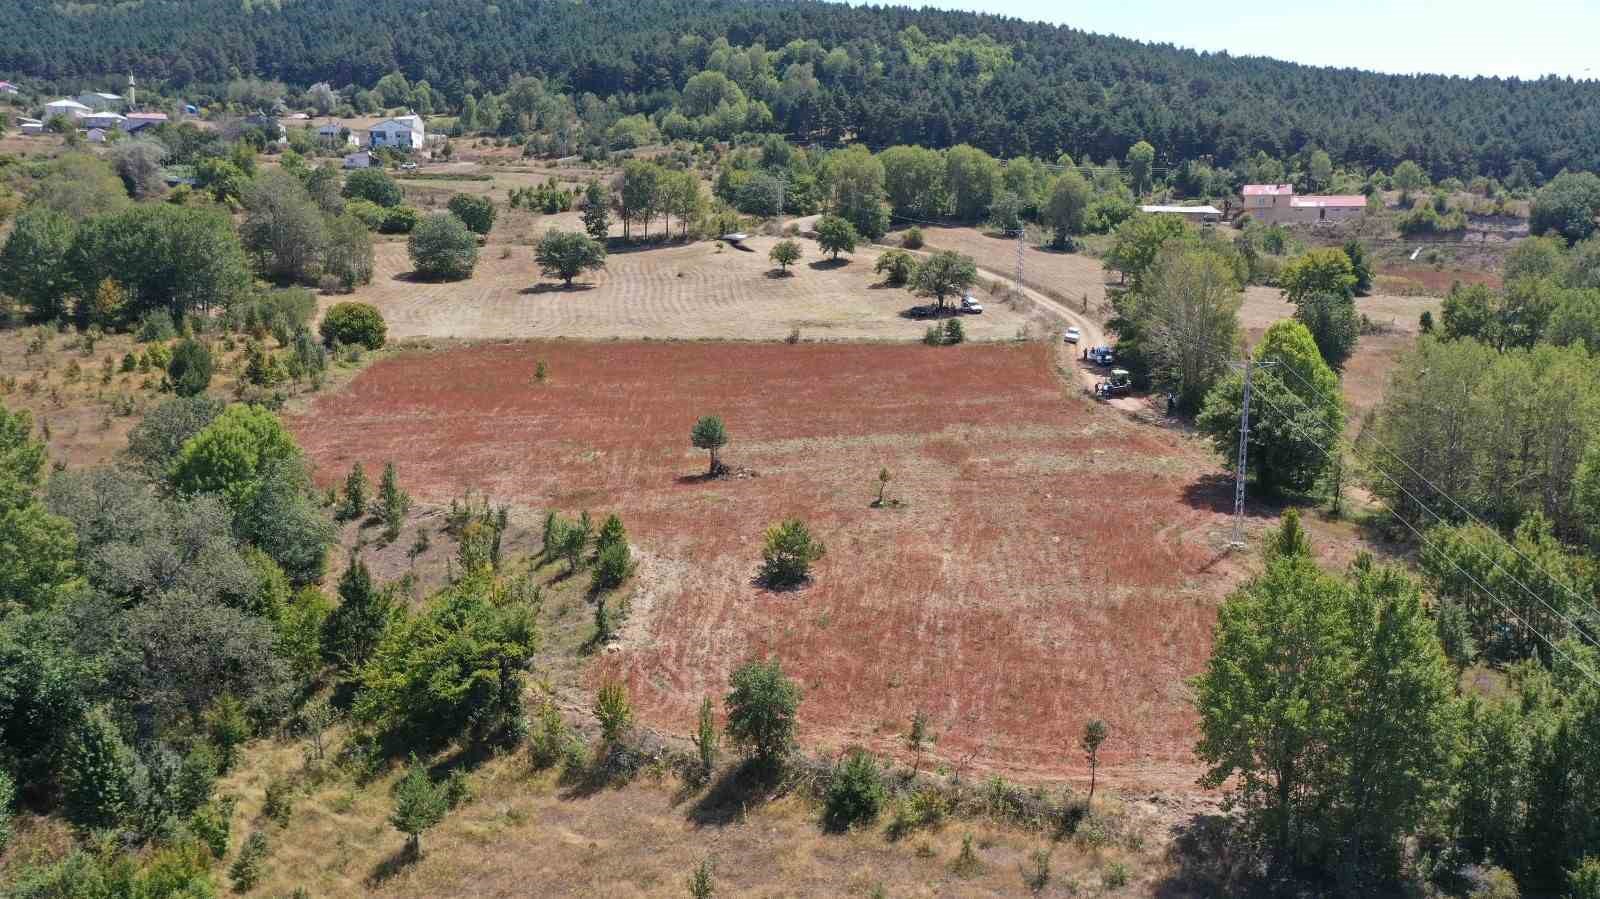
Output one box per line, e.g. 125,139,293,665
857,0,1598,80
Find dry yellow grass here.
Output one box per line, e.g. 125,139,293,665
334,235,1040,342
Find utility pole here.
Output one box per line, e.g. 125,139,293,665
1229,358,1276,548
1010,227,1026,302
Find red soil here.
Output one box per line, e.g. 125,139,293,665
289,341,1243,786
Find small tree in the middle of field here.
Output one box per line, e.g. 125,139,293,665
769,239,801,273
758,518,826,589
535,229,607,287
815,214,860,261
691,415,728,476
1080,718,1107,807
390,760,448,859
911,250,979,312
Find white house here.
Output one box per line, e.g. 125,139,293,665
367,115,424,151
1140,204,1223,223
317,122,360,147
76,92,124,112
0,81,19,95
343,151,376,169
43,98,92,120
19,120,44,135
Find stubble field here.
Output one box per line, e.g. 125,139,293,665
289,339,1244,786
336,235,1039,342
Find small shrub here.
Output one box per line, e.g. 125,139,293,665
165,338,213,397
594,680,634,743
262,777,294,826
686,858,715,898
942,318,965,345
825,750,887,830
190,797,236,859
139,310,178,342
1023,847,1052,893
1102,861,1130,889
758,518,826,589
319,302,386,350
528,700,571,770
902,227,924,249
443,770,473,809
229,830,269,892
923,324,944,345
951,833,982,877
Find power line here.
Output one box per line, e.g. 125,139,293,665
1239,382,1600,688
1270,356,1600,630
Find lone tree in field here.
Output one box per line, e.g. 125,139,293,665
769,239,801,273
1081,719,1107,806
581,180,611,241
814,214,860,261
534,229,607,287
691,415,728,475
725,658,801,770
911,250,978,312
407,212,479,281
758,518,826,589
390,760,448,858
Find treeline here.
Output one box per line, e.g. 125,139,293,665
2,0,1598,180
1194,512,1600,895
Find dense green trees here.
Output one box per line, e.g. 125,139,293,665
241,169,328,285
1112,245,1242,411
446,193,497,236
1531,172,1600,245
3,1,1596,181
63,204,250,326
342,168,403,208
1197,321,1343,495
320,301,387,349
0,208,77,322
1195,515,1459,886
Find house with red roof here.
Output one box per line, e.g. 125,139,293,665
1242,183,1366,225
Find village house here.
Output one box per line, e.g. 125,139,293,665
1242,183,1366,225
1140,204,1223,224
43,98,92,120
81,112,126,130
76,91,124,112
0,81,19,95
367,114,425,151
122,111,169,134
343,151,376,169
317,122,361,147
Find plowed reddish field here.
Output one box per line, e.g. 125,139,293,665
290,341,1243,785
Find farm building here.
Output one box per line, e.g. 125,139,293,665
0,81,19,95
1242,184,1366,224
368,115,425,150
1140,204,1223,223
343,151,376,169
316,122,360,147
81,112,126,130
122,111,169,133
85,128,109,143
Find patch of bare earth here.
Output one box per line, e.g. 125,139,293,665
289,340,1249,790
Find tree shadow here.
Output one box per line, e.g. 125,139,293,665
808,258,849,271
764,269,797,279
366,844,419,887
1150,813,1267,898
747,571,813,595
520,282,597,295
392,270,469,285
687,758,780,828
1182,473,1261,515
674,470,725,485
896,304,959,321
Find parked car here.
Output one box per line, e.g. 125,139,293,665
1095,369,1133,397
1063,327,1081,344
399,162,419,172
1089,346,1116,366
960,292,983,314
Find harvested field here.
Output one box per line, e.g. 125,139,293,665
290,340,1246,786
906,225,1116,319
336,235,1039,342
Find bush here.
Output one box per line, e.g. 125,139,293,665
592,540,634,593
165,338,213,397
759,518,826,588
262,777,294,826
902,227,924,249
725,658,801,768
408,212,479,280
923,324,944,345
0,769,14,856
1102,861,1130,889
528,700,572,770
379,205,421,234
342,168,403,208
319,301,386,350
942,318,965,345
189,797,235,859
446,193,497,235
138,310,178,342
345,198,387,231
594,680,633,743
824,750,887,830
874,248,916,285
229,830,269,892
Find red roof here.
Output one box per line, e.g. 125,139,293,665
1243,183,1294,196
1291,195,1366,208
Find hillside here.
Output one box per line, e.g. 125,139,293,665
3,0,1599,180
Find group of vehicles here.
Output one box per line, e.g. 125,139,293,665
1063,328,1130,397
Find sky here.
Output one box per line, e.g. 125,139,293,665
855,0,1599,80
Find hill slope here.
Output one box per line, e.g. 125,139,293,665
2,0,1596,179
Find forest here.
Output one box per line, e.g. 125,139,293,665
2,0,1599,181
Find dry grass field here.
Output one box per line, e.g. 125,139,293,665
289,340,1248,788
336,235,1041,342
